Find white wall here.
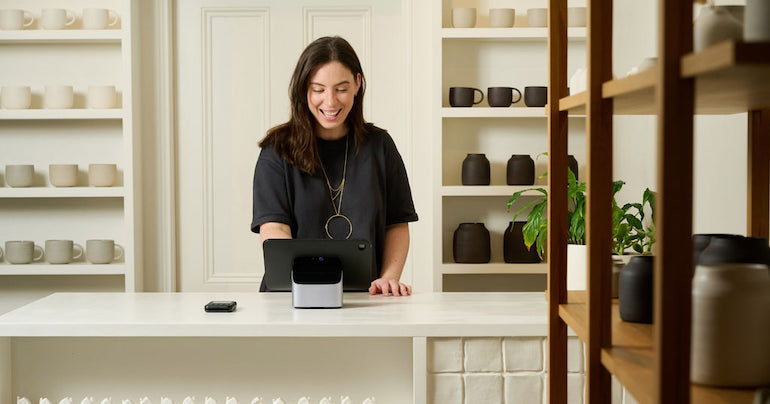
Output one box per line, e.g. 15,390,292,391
612,1,750,237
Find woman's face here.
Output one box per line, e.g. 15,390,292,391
306,61,361,140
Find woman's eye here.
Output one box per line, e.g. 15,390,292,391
336,88,348,92
312,89,324,93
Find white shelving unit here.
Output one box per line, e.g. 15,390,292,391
434,0,586,291
0,0,140,291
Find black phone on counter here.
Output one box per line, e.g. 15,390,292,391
204,300,237,312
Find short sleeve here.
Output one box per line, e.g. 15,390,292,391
382,134,419,225
251,146,293,233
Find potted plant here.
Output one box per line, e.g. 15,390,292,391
507,160,656,293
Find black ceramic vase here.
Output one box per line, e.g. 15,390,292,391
619,255,654,323
453,223,491,263
693,233,741,265
698,235,770,266
504,221,541,263
506,155,535,185
568,155,579,180
462,153,490,185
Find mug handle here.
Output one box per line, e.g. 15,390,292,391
72,243,84,261
0,247,4,260
472,88,484,105
65,10,76,26
108,10,119,27
511,88,522,104
33,245,44,262
114,244,125,261
23,12,35,27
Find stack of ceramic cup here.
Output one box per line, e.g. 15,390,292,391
0,85,118,109
0,239,123,264
0,8,119,30
1,164,119,187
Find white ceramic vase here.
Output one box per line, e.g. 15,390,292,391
745,0,770,41
694,5,743,52
567,244,587,290
691,262,770,387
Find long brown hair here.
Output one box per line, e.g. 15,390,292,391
259,36,367,174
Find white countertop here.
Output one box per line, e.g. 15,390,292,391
0,292,548,337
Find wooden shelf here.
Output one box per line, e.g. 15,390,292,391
560,41,770,115
0,264,126,276
441,185,545,197
0,30,122,44
440,263,546,275
441,27,586,40
558,91,587,113
681,40,770,114
560,301,757,403
0,109,124,120
0,187,125,198
441,107,546,118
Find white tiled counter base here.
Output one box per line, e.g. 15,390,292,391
428,336,640,404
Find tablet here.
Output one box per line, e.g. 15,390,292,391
262,239,375,292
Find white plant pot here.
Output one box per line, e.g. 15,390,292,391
567,244,587,290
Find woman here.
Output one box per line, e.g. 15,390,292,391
251,36,418,296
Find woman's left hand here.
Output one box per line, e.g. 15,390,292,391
369,278,411,296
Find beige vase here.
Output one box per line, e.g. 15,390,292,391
691,263,770,387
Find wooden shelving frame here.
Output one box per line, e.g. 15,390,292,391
547,0,770,403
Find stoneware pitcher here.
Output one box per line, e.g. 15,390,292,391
691,262,770,387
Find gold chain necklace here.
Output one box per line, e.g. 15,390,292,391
319,136,352,239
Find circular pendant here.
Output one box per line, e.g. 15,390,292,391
325,214,353,239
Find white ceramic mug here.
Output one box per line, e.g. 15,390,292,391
0,9,35,30
1,86,32,109
82,8,119,29
745,0,770,41
45,240,84,264
527,8,548,27
88,163,117,187
5,164,34,187
49,164,78,187
44,85,74,109
452,8,476,28
41,8,76,30
86,239,124,264
4,241,44,264
568,7,587,27
489,8,515,28
87,85,117,109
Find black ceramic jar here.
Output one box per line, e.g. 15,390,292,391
453,223,491,263
692,233,741,265
503,221,541,263
698,235,770,266
568,155,579,181
462,153,490,185
506,155,535,185
619,255,654,324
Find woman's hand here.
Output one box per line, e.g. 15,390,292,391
369,277,412,296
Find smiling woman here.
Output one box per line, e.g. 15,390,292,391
252,36,419,296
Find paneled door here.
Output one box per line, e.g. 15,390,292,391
175,0,411,291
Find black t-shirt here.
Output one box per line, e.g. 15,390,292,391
251,125,419,286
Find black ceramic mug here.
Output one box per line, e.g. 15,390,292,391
487,87,522,107
524,86,548,107
449,87,484,107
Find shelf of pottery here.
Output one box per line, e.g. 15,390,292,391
434,0,587,289
0,1,140,290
